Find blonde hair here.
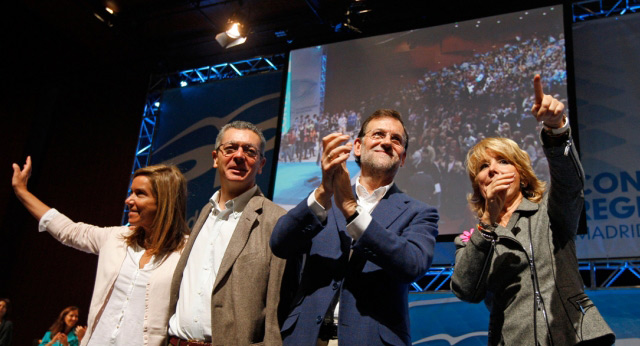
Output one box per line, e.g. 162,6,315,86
125,164,188,258
465,137,546,218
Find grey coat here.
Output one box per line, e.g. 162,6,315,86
451,131,615,345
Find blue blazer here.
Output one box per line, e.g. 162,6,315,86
270,185,439,345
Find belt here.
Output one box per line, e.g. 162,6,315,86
168,336,212,346
318,322,338,341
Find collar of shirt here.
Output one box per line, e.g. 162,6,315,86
127,244,157,271
355,179,393,213
209,184,258,220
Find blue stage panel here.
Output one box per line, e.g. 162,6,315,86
408,289,640,345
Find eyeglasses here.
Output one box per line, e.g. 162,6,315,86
365,129,406,148
217,142,261,158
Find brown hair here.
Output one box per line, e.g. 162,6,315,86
124,164,189,259
0,298,10,321
355,109,409,166
48,306,78,335
465,137,546,218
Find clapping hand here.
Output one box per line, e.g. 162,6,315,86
316,133,353,209
76,325,87,341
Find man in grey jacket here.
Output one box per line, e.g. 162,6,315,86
167,121,286,346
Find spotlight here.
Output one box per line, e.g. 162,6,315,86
216,21,247,48
180,81,188,87
154,101,160,108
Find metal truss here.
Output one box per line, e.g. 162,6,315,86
410,258,640,292
121,89,161,225
171,54,286,88
122,54,286,224
319,52,327,116
411,265,455,292
572,0,640,22
580,258,640,288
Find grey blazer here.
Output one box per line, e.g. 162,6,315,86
451,130,615,345
168,187,286,345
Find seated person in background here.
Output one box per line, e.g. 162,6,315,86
39,306,85,346
12,159,189,345
0,298,13,346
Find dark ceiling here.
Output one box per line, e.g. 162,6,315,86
9,0,579,76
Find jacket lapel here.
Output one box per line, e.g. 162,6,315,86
370,185,408,230
212,188,263,292
494,197,540,245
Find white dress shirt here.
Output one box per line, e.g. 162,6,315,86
168,185,257,341
307,178,392,240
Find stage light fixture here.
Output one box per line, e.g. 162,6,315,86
180,81,188,87
215,20,247,48
154,101,160,108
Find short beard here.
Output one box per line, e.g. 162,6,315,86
360,154,400,179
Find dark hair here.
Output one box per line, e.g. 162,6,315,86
0,298,11,320
215,121,266,155
355,109,409,165
124,164,189,259
49,306,78,335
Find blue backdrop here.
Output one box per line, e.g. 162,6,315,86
149,71,282,227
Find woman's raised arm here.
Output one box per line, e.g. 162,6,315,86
12,156,51,220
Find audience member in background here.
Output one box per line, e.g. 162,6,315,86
12,160,189,346
39,306,85,346
0,298,12,346
451,75,615,345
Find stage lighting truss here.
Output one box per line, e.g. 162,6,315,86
572,0,640,21
121,93,160,225
176,54,285,86
410,258,640,292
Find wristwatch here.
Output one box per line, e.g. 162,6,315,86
346,206,362,224
542,114,569,136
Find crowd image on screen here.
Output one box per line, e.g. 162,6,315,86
280,34,567,225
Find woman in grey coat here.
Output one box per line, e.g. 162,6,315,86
451,75,615,346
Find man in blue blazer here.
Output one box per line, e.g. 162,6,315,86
270,109,439,345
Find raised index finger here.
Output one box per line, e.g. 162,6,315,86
533,74,544,105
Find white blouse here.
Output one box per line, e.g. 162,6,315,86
89,246,157,345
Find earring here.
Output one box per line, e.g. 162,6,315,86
520,182,530,197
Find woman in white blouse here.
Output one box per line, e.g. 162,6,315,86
12,157,189,346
